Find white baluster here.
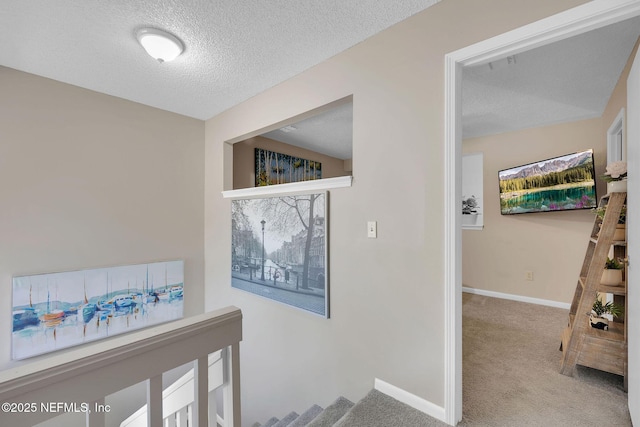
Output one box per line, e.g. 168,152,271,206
208,390,218,427
223,344,241,427
176,407,188,426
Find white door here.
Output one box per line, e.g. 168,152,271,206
626,44,639,425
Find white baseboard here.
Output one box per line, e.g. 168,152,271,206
462,287,570,310
374,378,447,424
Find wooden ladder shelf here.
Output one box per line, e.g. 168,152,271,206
560,191,627,388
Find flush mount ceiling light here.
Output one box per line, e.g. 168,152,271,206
137,28,184,63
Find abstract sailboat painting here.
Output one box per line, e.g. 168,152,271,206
11,260,184,360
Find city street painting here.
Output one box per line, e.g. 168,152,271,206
255,148,322,186
232,192,328,317
11,260,184,360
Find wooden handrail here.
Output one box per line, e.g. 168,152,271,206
0,306,242,426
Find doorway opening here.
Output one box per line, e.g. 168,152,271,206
444,1,640,424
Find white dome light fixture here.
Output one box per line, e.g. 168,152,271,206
137,28,184,63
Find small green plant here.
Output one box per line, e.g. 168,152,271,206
592,298,623,318
593,205,626,224
605,257,624,270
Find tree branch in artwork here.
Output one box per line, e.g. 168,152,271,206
259,194,323,289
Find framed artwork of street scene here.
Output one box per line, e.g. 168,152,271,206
231,192,328,317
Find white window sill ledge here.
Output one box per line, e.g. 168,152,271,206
222,175,352,199
462,224,484,231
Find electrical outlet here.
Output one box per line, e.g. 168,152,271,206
525,271,534,281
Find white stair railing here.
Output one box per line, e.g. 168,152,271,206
120,349,229,427
0,306,242,427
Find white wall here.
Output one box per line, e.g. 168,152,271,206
0,66,205,425
204,0,589,424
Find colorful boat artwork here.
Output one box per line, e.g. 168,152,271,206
82,303,97,324
170,285,183,299
114,295,134,308
39,289,65,328
12,284,40,331
11,260,184,360
12,308,39,331
79,278,97,324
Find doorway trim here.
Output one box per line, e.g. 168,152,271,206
607,108,627,163
443,0,640,424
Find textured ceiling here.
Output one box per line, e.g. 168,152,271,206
3,2,639,152
262,102,353,160
264,16,640,159
0,0,439,121
463,16,640,139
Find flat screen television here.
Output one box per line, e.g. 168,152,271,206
498,149,597,215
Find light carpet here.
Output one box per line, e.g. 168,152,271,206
460,293,631,426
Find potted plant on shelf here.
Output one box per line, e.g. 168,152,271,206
590,297,623,330
462,195,480,225
601,257,624,287
594,204,626,241
602,161,627,193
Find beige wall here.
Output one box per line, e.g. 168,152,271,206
462,119,604,303
0,66,205,423
233,135,350,189
204,0,588,424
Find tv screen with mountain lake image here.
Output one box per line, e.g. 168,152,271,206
499,149,597,215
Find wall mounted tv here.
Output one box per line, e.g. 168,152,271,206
498,149,597,215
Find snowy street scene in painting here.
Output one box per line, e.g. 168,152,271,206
12,260,184,360
231,192,327,317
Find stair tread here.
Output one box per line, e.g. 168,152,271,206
262,416,280,427
272,411,299,427
334,389,448,427
306,396,353,427
258,390,450,427
288,404,324,427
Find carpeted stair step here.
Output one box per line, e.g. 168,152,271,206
334,389,448,427
272,411,299,427
306,396,353,427
261,416,280,427
288,404,324,427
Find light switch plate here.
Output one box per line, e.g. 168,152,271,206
367,221,377,238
